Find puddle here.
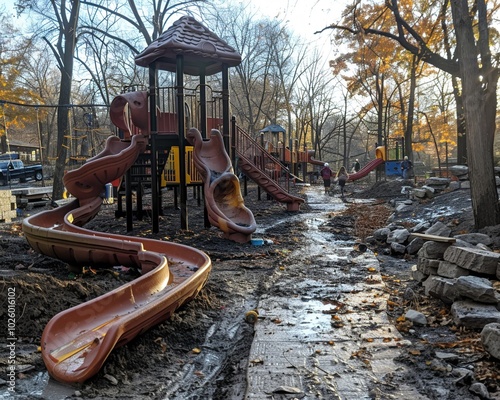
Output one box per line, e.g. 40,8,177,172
0,371,75,400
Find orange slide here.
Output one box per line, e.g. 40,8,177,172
22,134,212,383
348,158,384,181
187,128,257,243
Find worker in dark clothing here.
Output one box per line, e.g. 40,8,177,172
320,163,334,194
353,159,360,173
401,156,413,179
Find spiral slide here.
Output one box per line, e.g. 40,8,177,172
187,128,257,243
22,134,212,384
347,158,384,181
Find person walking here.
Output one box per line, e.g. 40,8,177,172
320,163,333,194
336,166,349,198
353,159,360,173
401,156,413,179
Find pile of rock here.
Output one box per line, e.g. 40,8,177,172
408,164,500,201
370,219,500,363
413,228,500,359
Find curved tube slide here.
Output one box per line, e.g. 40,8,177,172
347,158,384,181
22,134,212,384
187,128,257,243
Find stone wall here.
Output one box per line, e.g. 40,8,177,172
0,190,17,222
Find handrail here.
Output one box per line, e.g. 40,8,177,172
233,124,294,193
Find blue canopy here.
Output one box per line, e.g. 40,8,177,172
260,124,286,133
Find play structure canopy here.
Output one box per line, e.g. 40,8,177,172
260,124,286,134
135,16,242,76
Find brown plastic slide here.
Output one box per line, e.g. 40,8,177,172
22,134,212,384
347,157,384,181
187,128,257,243
305,150,326,166
236,158,304,212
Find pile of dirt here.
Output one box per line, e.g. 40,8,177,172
354,178,414,199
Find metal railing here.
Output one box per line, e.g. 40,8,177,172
233,123,294,194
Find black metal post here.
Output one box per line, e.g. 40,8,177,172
199,71,207,137
222,64,230,156
177,55,188,230
149,65,159,233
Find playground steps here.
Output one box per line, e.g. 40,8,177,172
115,143,171,219
0,190,18,222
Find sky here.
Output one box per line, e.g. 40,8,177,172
249,0,343,59
1,0,346,77
2,0,343,54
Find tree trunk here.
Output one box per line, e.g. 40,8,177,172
52,1,80,202
404,55,417,161
451,0,500,228
452,76,467,164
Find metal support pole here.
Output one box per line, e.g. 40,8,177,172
177,55,188,230
149,66,160,233
222,64,230,157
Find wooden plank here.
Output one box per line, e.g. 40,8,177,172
410,232,456,243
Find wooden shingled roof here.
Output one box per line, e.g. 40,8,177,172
135,16,242,76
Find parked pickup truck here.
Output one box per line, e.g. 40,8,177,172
0,159,44,185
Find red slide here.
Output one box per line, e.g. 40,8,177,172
347,158,384,181
305,150,325,166
22,134,212,384
187,128,257,243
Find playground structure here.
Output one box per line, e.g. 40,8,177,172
22,135,211,383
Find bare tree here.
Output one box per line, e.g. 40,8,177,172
208,6,282,136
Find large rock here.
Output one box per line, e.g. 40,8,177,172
390,242,406,254
412,188,428,199
387,228,410,244
410,221,430,233
418,241,452,259
395,203,414,213
406,237,424,255
425,221,452,237
449,165,469,178
454,233,492,247
481,323,500,360
454,276,498,304
405,309,427,326
417,257,440,276
425,177,451,188
443,246,500,276
451,300,500,328
437,261,470,279
423,276,460,304
373,227,391,242
411,265,427,282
